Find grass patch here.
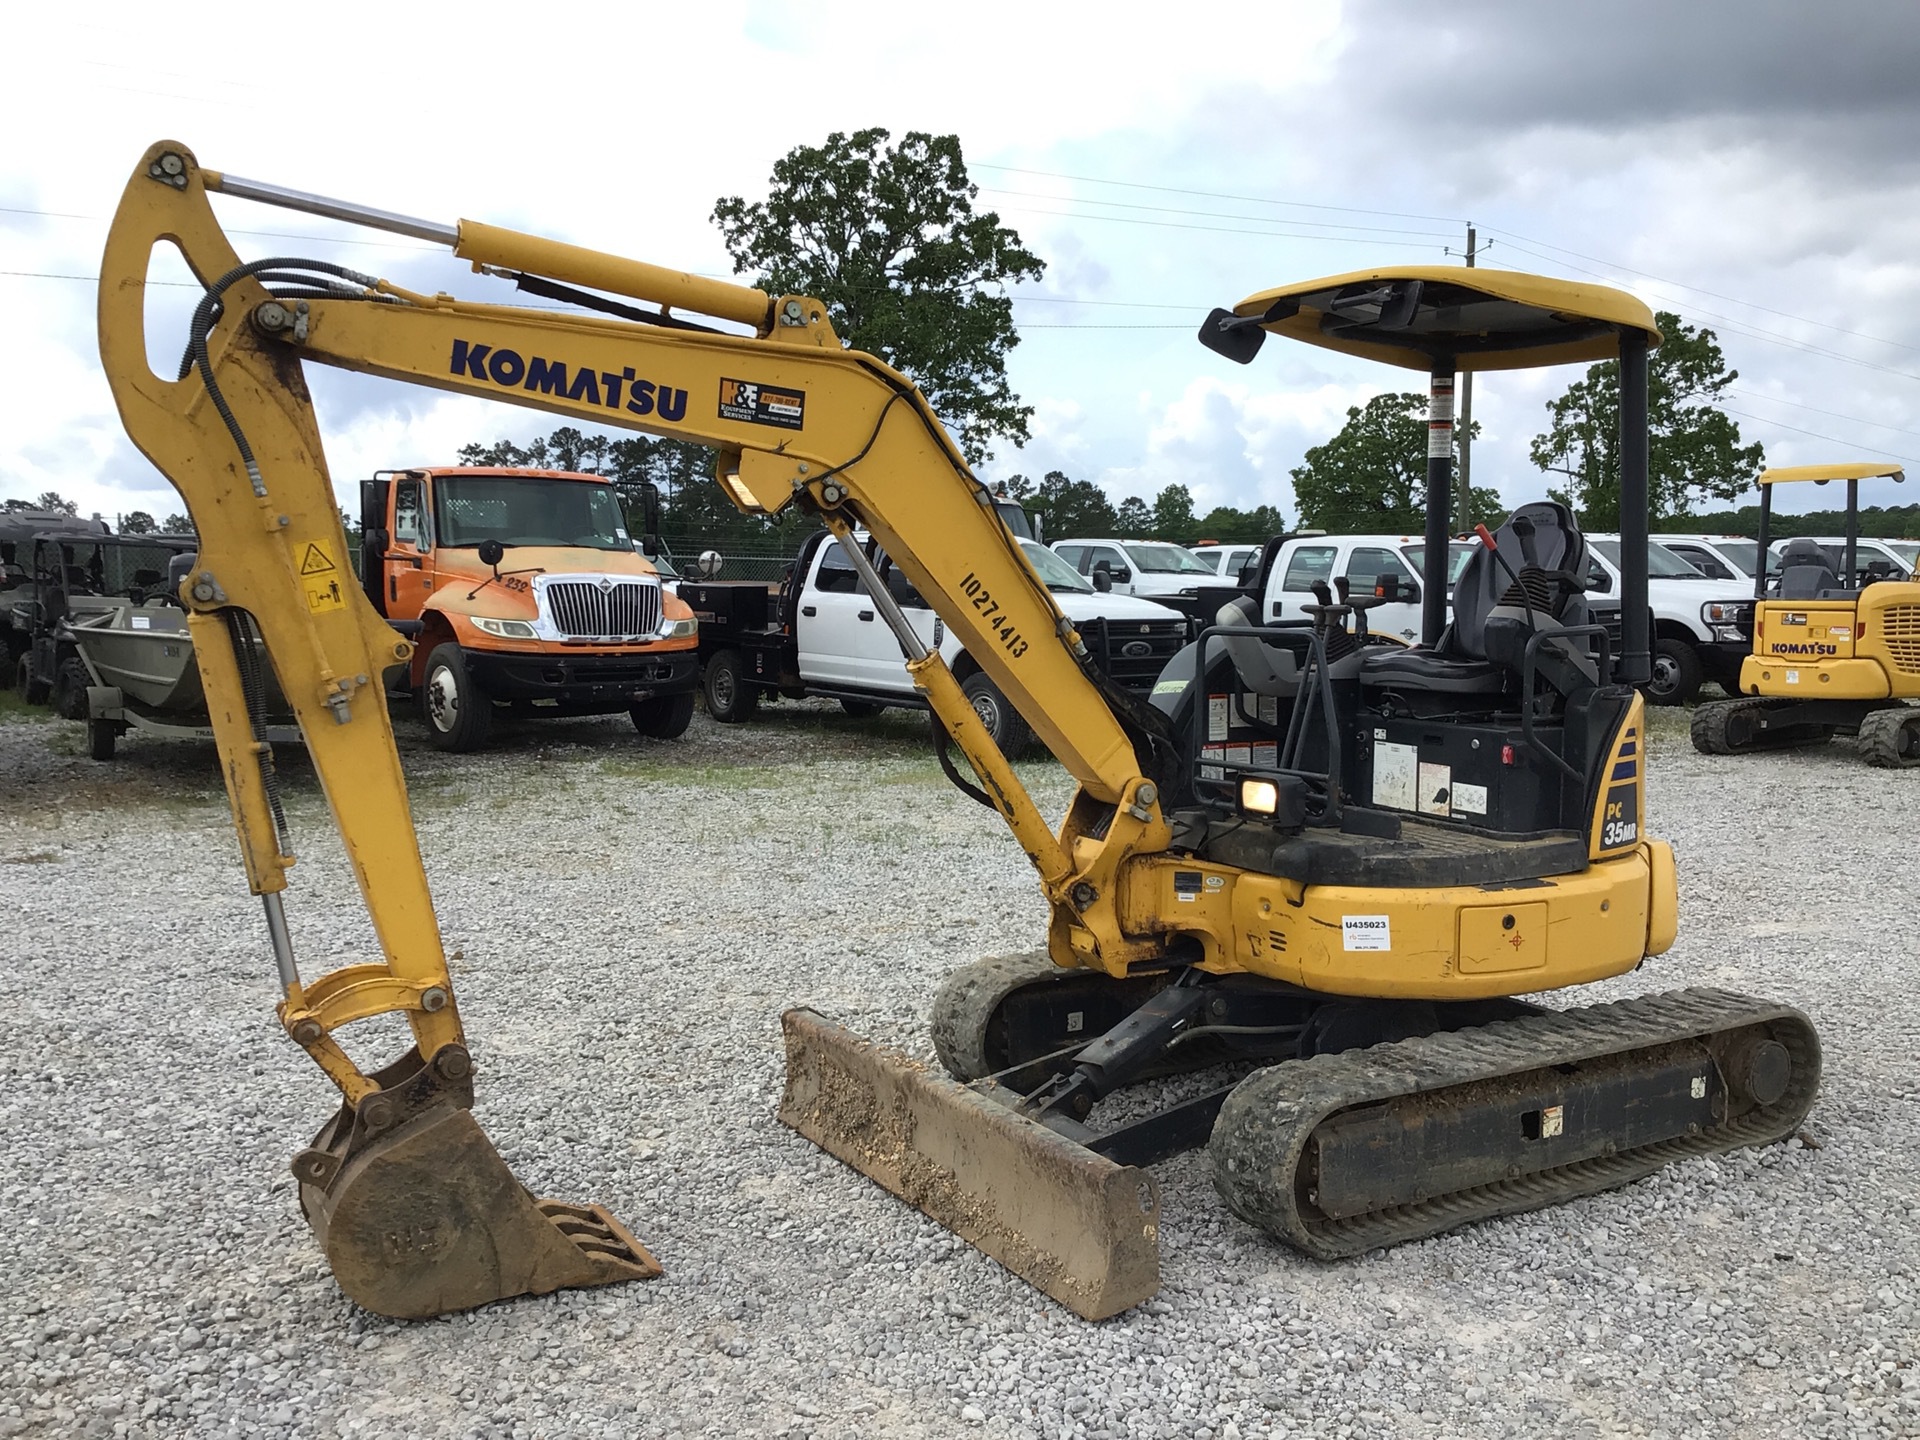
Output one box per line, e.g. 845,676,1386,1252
0,689,55,725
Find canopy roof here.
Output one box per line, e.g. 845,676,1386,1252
1758,462,1905,486
1229,267,1661,372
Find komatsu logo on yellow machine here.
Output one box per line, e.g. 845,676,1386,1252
1769,642,1838,656
449,340,688,420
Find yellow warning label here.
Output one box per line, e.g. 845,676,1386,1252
305,577,346,613
299,542,337,576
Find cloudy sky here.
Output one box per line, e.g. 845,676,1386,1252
5,0,1917,528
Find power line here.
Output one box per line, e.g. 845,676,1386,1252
1485,224,1920,356
1726,386,1920,443
969,162,1469,226
976,186,1458,241
1718,404,1911,465
992,201,1449,251
1,202,445,252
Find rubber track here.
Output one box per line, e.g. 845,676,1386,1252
1690,698,1830,754
1211,987,1820,1259
930,953,1059,1081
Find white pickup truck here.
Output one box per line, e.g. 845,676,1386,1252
680,532,1190,757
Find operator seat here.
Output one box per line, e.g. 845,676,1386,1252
1359,501,1594,702
1775,538,1843,600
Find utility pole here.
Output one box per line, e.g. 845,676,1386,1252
1457,224,1476,533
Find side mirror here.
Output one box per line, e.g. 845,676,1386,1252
636,481,662,557
1091,569,1113,593
364,526,390,558
1112,566,1132,583
1588,567,1614,595
1377,576,1419,604
478,539,505,569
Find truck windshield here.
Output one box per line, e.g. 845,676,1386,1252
435,475,631,552
1592,538,1706,578
1712,541,1780,578
1020,539,1092,592
1881,540,1919,569
1121,542,1212,575
1403,543,1474,585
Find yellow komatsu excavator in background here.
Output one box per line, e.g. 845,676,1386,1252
1692,462,1920,766
100,140,1821,1324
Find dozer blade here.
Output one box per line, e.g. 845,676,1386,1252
778,1008,1160,1321
292,1047,660,1320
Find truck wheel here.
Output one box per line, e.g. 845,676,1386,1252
631,692,695,739
53,658,92,720
839,698,885,719
88,718,117,761
419,643,493,751
702,648,758,722
961,672,1031,760
1644,638,1702,707
14,654,49,706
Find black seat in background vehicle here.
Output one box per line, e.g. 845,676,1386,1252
1775,537,1844,600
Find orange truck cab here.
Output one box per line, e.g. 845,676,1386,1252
358,467,698,750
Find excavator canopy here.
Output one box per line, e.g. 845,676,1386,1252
1211,266,1662,372
1759,463,1905,485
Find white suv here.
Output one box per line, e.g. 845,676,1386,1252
1050,538,1215,600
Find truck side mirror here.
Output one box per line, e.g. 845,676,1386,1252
478,539,505,569
364,527,390,558
884,566,922,606
636,481,663,557
1091,569,1112,593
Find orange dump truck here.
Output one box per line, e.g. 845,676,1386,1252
359,466,698,749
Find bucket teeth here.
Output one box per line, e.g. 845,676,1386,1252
295,1047,659,1319
777,1007,1160,1321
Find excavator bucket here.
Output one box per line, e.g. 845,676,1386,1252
291,1049,660,1320
777,1008,1160,1321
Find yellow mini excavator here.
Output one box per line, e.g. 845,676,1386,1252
100,140,1820,1324
1692,462,1920,766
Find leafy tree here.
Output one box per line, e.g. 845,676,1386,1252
3,491,78,516
1150,485,1198,543
161,512,194,534
1026,470,1116,539
1530,312,1763,526
120,510,157,534
1291,394,1487,532
1114,495,1152,537
1195,503,1287,542
713,128,1045,465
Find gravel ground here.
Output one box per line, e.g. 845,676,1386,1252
2,696,1917,1440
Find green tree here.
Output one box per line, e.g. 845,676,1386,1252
161,512,193,534
1114,495,1152,537
1530,311,1763,526
1194,503,1286,542
3,491,78,516
119,510,156,534
1150,484,1198,543
713,128,1045,465
1291,394,1486,532
1028,470,1117,539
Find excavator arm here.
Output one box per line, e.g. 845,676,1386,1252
99,141,1184,1317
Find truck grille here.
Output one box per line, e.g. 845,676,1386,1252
543,579,661,639
1881,604,1920,675
1083,617,1189,693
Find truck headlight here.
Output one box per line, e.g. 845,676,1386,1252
1701,601,1752,626
471,616,539,640
659,616,698,639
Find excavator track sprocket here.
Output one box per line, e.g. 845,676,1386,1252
1211,987,1818,1258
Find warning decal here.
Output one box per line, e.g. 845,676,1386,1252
299,542,337,575
304,577,346,613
